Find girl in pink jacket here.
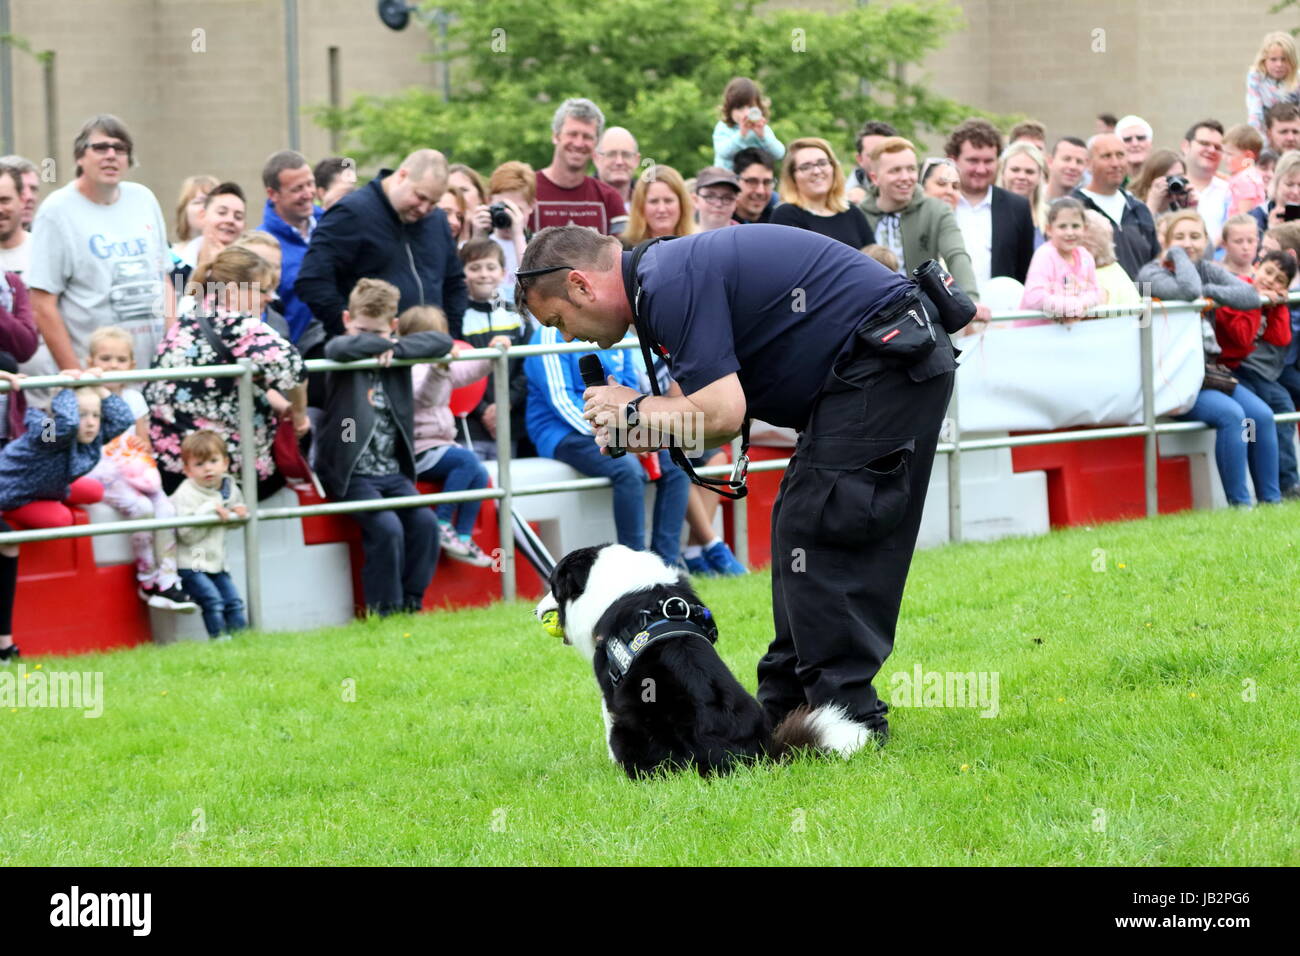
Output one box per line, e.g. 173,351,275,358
403,306,508,568
1019,197,1103,324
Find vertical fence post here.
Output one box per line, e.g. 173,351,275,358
237,360,263,630
1140,300,1158,517
946,382,962,543
492,349,516,601
730,435,748,567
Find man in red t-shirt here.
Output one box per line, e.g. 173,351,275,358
530,98,628,236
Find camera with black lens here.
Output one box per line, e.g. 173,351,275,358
1166,175,1189,210
489,202,513,230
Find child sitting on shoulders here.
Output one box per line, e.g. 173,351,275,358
712,77,785,171
171,430,248,641
1019,197,1103,324
85,326,195,613
1224,124,1268,217
404,305,496,568
0,369,134,662
1246,31,1300,132
316,279,453,616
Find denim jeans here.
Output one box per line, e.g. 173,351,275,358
178,569,247,637
1233,365,1299,492
1175,384,1280,504
342,472,437,616
552,432,690,565
417,445,489,535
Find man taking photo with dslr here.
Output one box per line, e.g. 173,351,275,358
516,223,970,753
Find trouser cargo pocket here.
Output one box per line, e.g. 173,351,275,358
793,436,916,548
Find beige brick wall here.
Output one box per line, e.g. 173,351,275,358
6,0,437,240
3,0,1295,240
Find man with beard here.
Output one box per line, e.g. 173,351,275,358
0,167,31,276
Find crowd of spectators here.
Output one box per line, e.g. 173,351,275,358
3,32,1300,659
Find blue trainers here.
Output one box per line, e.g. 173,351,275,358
704,540,747,576
683,552,714,576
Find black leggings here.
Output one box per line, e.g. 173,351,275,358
0,519,16,635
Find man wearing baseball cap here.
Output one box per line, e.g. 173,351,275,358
692,167,741,231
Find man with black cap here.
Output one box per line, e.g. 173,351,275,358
692,167,741,231
516,223,971,753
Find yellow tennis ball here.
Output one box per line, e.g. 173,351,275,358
541,610,564,639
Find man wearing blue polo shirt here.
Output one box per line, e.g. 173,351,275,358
516,224,961,753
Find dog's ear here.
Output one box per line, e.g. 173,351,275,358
551,545,601,609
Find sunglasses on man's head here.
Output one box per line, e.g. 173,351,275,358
514,264,574,297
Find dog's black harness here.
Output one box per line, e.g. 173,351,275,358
602,595,718,686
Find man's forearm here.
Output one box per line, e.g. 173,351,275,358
32,292,80,370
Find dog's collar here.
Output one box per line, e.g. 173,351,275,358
603,595,718,686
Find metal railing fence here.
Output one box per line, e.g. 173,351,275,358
2,295,1297,628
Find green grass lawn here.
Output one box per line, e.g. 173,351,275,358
2,504,1298,866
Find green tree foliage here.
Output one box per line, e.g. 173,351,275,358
318,0,975,177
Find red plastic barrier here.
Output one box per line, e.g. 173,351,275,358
11,509,152,656
1010,433,1193,526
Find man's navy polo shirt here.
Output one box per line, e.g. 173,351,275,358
622,224,912,430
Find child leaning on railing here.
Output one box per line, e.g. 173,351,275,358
0,369,134,663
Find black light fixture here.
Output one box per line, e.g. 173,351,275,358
377,0,418,31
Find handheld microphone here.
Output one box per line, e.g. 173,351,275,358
579,354,625,458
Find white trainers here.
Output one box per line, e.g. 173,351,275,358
439,523,493,567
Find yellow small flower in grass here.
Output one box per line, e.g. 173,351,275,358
8,708,15,713
34,663,41,669
403,633,411,638
1118,563,1127,569
161,690,168,696
1056,696,1065,703
1188,692,1198,699
960,764,970,772
24,671,31,680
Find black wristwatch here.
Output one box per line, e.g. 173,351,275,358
625,394,649,428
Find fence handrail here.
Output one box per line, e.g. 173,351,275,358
1,293,1294,623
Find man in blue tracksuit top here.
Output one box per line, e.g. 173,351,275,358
524,327,689,566
294,149,468,340
516,223,963,753
258,149,324,346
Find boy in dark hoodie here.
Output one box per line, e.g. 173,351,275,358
315,278,454,616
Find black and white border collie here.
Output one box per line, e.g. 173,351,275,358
535,544,873,779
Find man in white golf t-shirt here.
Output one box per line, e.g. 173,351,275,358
23,114,170,399
1073,132,1159,281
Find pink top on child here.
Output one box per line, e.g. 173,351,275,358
1018,243,1103,325
1229,166,1267,216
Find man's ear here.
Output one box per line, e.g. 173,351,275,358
567,269,596,303
867,165,880,186
341,309,351,327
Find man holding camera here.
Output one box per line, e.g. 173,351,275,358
1073,133,1159,281
516,223,970,753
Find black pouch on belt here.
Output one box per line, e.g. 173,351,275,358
912,259,977,334
855,292,936,365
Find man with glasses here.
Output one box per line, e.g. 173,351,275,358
1182,119,1231,245
593,127,641,207
1114,115,1153,184
692,167,740,231
23,114,170,391
732,148,779,225
1072,133,1158,281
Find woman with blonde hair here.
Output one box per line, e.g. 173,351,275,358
621,165,697,245
997,141,1049,246
172,174,218,249
1246,31,1300,132
770,137,875,248
147,245,307,500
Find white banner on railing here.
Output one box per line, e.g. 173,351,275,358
954,312,1204,433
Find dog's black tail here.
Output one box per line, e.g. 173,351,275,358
769,704,878,760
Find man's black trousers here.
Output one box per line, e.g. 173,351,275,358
756,318,957,733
